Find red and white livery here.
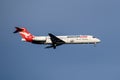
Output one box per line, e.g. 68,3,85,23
14,27,101,49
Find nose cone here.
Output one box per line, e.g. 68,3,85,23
97,38,101,43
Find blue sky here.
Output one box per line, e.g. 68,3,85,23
0,0,120,80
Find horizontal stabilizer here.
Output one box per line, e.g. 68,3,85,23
13,27,23,33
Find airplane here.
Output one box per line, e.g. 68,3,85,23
13,27,101,49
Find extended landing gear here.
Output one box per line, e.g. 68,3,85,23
94,42,96,47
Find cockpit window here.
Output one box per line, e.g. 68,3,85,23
93,36,96,38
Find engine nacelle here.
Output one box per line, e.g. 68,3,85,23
33,36,46,41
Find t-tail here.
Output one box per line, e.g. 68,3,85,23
13,27,34,42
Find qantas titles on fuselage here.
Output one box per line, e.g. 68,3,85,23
14,27,101,49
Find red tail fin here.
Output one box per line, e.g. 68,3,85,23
14,27,34,42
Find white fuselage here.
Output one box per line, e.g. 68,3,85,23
22,35,101,44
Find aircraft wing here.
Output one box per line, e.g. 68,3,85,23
47,33,65,49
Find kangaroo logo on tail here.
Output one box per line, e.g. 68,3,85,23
14,27,34,42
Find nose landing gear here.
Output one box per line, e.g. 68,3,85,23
94,42,96,47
